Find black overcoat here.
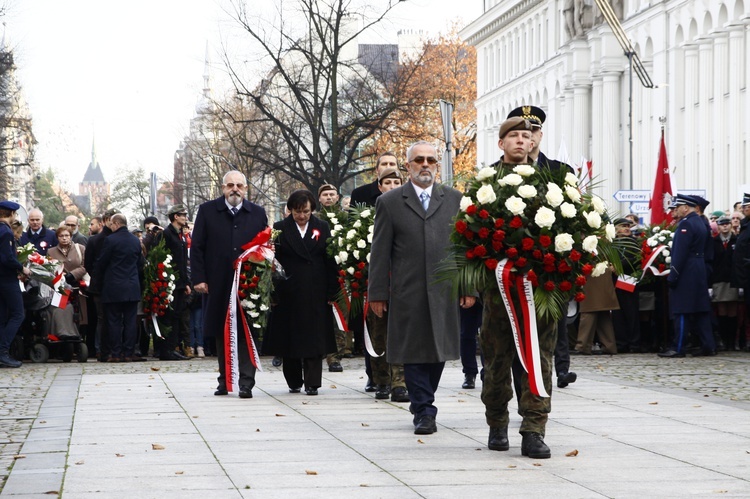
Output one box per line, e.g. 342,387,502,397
190,197,268,338
263,215,337,358
350,180,381,207
95,226,144,303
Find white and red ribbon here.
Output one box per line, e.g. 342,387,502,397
362,301,384,358
495,258,550,398
224,228,274,392
642,244,671,277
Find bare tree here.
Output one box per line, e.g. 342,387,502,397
221,0,421,196
110,167,151,224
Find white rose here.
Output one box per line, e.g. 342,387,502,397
347,267,355,275
605,223,616,242
167,295,174,303
162,272,168,278
250,294,260,300
504,196,526,215
250,311,259,318
259,304,269,311
353,220,362,229
357,239,366,249
591,196,606,214
346,229,356,239
338,251,348,262
565,186,581,203
353,250,360,260
545,184,564,207
565,172,578,185
534,206,556,229
253,323,262,329
582,235,598,253
668,241,673,248
368,224,374,234
366,253,370,263
498,173,523,186
329,217,339,225
476,184,497,205
665,256,671,263
560,202,577,218
334,224,343,232
331,229,338,237
367,233,373,243
647,237,656,247
513,164,536,177
460,196,473,212
338,237,344,247
360,209,371,218
662,249,670,257
517,185,538,199
475,166,496,181
554,233,574,253
241,300,251,309
584,211,602,229
591,261,608,277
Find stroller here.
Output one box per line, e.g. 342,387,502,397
12,279,89,363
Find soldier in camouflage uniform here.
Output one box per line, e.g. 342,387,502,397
317,184,350,372
480,117,556,459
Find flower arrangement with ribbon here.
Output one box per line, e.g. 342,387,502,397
17,242,66,294
637,224,673,282
142,239,177,338
328,205,374,316
447,163,621,397
224,227,281,392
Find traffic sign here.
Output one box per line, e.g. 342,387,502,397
613,190,650,202
629,202,651,214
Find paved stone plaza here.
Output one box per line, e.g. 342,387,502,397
1,353,749,498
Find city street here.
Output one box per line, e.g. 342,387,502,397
1,353,749,498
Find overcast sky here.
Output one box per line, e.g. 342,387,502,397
7,0,482,190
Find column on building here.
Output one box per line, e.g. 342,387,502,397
601,71,622,198
712,30,728,210
697,38,713,198
682,43,699,190
590,75,603,186
727,25,745,200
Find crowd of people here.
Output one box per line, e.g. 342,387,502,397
1,105,749,461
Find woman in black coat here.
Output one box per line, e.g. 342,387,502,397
264,190,338,395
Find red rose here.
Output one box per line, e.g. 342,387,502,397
478,209,490,219
543,281,555,291
466,249,475,259
352,291,360,298
339,270,347,277
351,282,360,289
582,264,593,275
243,262,251,271
252,275,260,283
473,245,487,257
354,271,363,279
492,241,503,252
506,247,518,258
575,276,587,286
532,250,542,260
158,263,165,270
485,258,499,270
455,220,468,234
338,278,345,285
509,216,523,229
239,291,246,298
521,238,534,251
558,261,572,273
527,269,538,285
357,262,366,270
515,257,527,268
494,218,505,228
539,235,552,248
249,282,257,288
543,253,556,265
569,250,582,262
574,292,586,302
658,263,666,272
559,281,572,292
240,283,249,290
160,292,167,298
465,230,474,240
543,264,556,273
492,230,505,241
466,205,477,216
478,227,490,239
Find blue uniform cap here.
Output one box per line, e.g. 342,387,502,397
672,194,697,208
0,200,21,211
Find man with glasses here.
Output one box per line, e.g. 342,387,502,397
191,171,268,399
369,141,475,435
64,215,88,246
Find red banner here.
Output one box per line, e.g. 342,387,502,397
649,131,673,225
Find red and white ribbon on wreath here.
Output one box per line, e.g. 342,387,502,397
642,244,671,277
362,300,384,358
224,227,274,392
495,258,549,398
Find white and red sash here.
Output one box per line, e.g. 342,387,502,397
642,244,671,277
495,259,550,398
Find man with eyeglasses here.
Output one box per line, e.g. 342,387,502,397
64,215,88,246
191,171,268,399
369,140,475,435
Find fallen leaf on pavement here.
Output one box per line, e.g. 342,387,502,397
150,367,160,371
13,455,25,460
275,414,285,417
192,415,199,418
649,402,658,405
75,460,84,465
305,470,318,475
417,439,425,444
43,491,58,495
533,463,542,467
115,453,124,457
361,423,369,427
565,449,579,457
256,429,260,432
330,385,337,389
508,465,517,468
175,471,184,475
39,421,47,424
152,444,165,450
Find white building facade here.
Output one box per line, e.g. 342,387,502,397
461,0,750,215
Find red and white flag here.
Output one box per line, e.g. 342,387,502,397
577,157,593,192
51,291,69,309
649,131,673,225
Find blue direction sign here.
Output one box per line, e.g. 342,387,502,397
613,190,650,202
629,202,651,214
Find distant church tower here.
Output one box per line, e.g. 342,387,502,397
79,136,110,215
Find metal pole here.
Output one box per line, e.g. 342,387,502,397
628,51,634,190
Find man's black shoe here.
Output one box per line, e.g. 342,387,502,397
390,386,409,402
488,427,509,451
658,350,685,358
557,372,577,388
289,387,301,393
305,388,318,396
272,356,282,367
160,351,186,361
375,385,390,400
328,361,343,372
214,387,228,396
521,432,550,459
693,349,717,357
462,374,476,389
414,415,437,435
365,378,376,392
239,387,253,399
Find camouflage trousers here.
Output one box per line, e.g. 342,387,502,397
325,326,348,364
480,286,556,435
366,309,405,388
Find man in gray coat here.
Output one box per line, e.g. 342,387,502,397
369,140,476,435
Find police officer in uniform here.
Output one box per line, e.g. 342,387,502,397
0,201,31,367
659,194,716,358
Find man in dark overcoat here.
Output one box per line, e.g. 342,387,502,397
730,193,750,350
369,141,475,435
191,171,268,399
659,194,715,357
85,208,118,361
20,208,57,255
96,213,145,362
